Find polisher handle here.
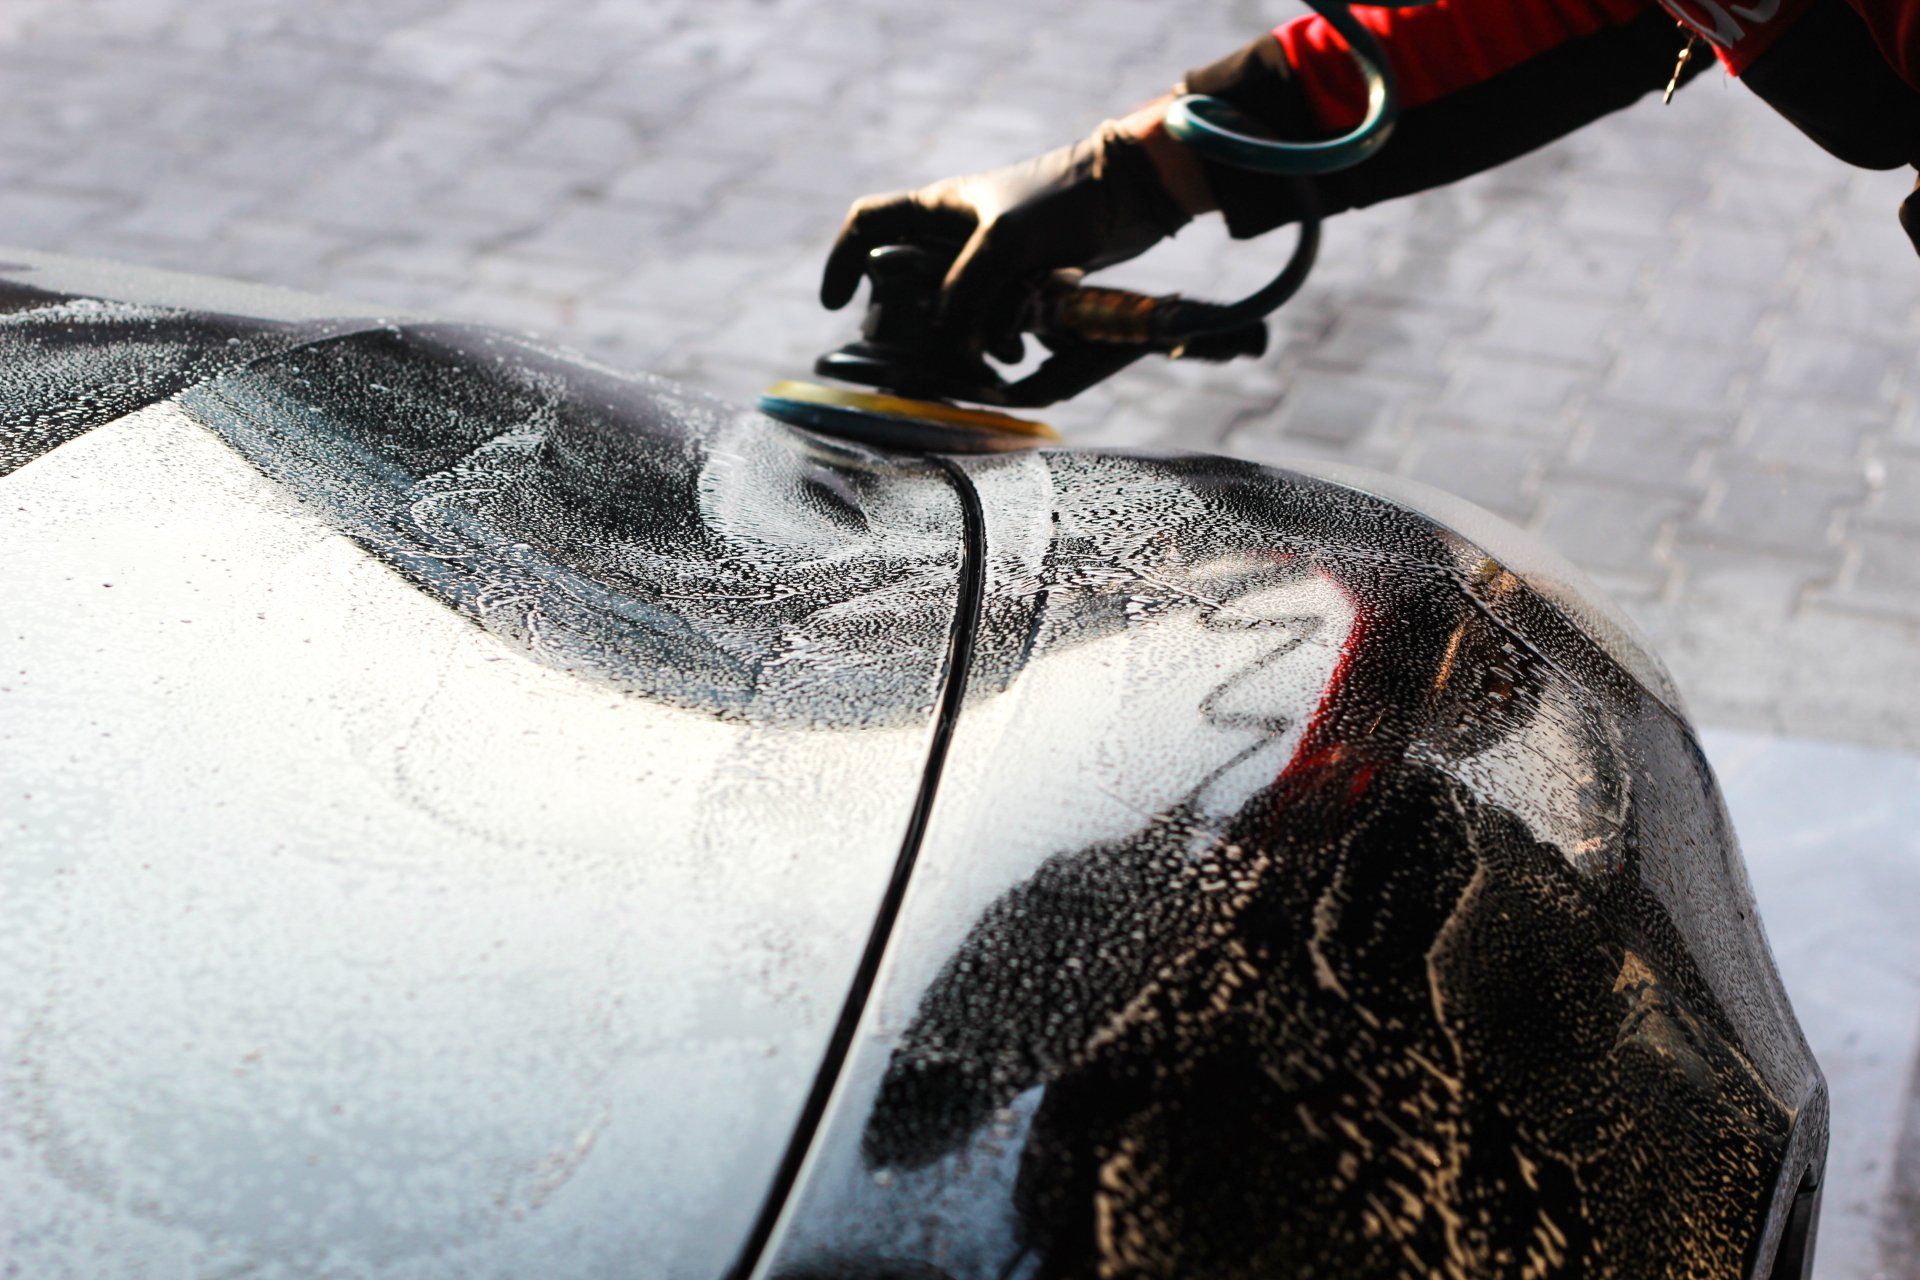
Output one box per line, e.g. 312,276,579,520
1036,282,1268,359
990,281,1271,408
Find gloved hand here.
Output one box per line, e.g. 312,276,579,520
821,109,1209,359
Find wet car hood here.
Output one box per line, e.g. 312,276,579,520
0,251,1824,1280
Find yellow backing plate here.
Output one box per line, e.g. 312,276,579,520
763,380,1059,441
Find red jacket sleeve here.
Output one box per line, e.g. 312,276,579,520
1182,1,1703,237
1845,0,1920,91
1276,0,1655,130
1185,0,1920,238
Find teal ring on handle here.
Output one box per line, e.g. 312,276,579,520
1165,0,1434,177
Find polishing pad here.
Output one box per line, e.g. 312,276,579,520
758,380,1058,455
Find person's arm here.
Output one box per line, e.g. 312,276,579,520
818,0,1707,349
1186,0,1704,236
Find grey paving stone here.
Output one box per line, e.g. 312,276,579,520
1399,426,1542,525
42,135,193,199
763,10,890,67
289,76,432,144
1361,232,1525,309
1531,480,1686,576
1704,163,1849,229
1085,383,1264,452
194,120,357,189
1668,543,1830,623
329,236,480,292
1820,526,1920,625
1569,122,1702,186
637,15,778,81
427,65,579,129
1730,96,1843,176
1304,300,1485,386
286,3,450,51
0,188,114,246
1558,402,1729,496
1834,162,1916,214
1760,329,1903,406
1520,227,1657,301
113,179,275,244
510,203,669,265
278,165,442,236
218,39,352,98
1559,181,1689,240
428,163,589,236
562,296,711,368
1671,219,1806,290
1893,401,1920,451
319,265,450,312
1643,273,1780,349
1740,401,1881,476
1820,199,1920,277
1690,461,1862,555
369,26,501,90
1427,351,1586,439
504,110,645,175
600,245,776,325
672,106,848,172
185,217,354,287
698,292,853,385
1597,566,1683,609
399,0,555,45
1262,369,1411,451
357,117,506,191
488,18,651,81
471,251,627,302
578,61,712,124
1475,290,1617,368
1790,266,1920,336
726,149,863,205
1098,337,1293,406
1601,334,1752,417
1217,421,1405,479
40,230,201,278
598,154,743,210
1858,446,1920,534
1438,182,1568,248
437,283,576,338
693,189,840,254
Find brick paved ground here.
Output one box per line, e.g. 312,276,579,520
5,0,1920,749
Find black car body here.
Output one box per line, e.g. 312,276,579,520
0,252,1825,1279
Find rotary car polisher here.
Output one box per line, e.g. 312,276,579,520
759,226,1314,454
762,0,1440,454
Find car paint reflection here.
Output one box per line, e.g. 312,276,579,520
761,451,1825,1280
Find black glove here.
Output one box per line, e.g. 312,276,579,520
821,121,1192,357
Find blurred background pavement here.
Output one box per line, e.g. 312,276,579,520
4,1,1917,1273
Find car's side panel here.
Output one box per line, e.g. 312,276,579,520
760,448,1827,1280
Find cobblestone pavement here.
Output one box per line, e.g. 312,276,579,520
6,0,1920,750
